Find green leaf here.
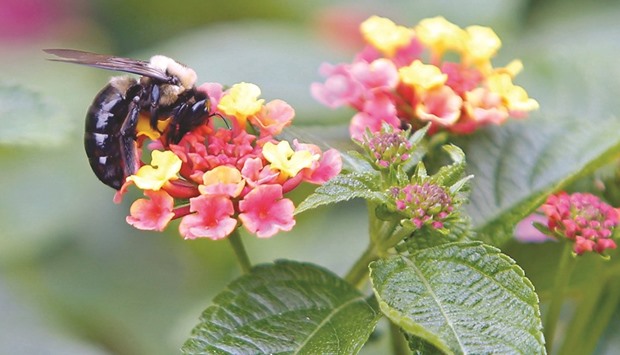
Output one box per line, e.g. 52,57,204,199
343,150,376,174
400,213,474,252
370,242,545,355
429,145,468,189
295,171,385,215
183,260,380,355
404,332,445,355
458,117,620,245
0,83,71,146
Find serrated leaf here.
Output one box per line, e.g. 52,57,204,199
343,150,376,173
0,83,71,146
183,260,380,355
401,213,474,252
430,145,466,187
370,242,545,355
458,117,620,245
295,172,385,215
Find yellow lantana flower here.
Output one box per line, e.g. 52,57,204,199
217,82,265,126
127,150,182,190
415,16,466,57
487,73,539,112
360,16,415,57
263,141,318,179
463,25,501,65
495,59,523,78
399,60,447,92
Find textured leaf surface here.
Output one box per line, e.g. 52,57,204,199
0,83,70,146
183,260,380,354
295,172,384,215
370,242,545,354
459,117,620,245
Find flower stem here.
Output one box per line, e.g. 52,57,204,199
579,272,620,353
344,242,378,288
228,229,252,274
544,242,576,353
557,262,606,354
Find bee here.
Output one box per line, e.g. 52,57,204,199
44,49,212,190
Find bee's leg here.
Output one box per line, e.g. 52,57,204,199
119,90,142,178
148,84,162,132
167,97,211,143
166,102,189,143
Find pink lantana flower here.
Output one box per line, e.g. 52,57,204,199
291,140,343,184
302,147,343,184
310,63,364,109
179,195,237,240
241,157,279,188
416,86,463,127
350,92,401,140
239,185,295,238
126,190,176,232
251,99,295,136
441,62,483,95
460,88,509,132
349,58,399,92
533,192,620,256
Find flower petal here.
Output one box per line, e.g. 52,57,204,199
239,184,295,238
127,150,182,191
126,190,175,231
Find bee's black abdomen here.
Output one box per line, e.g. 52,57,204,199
86,150,124,190
84,79,135,190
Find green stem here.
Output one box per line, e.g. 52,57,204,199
389,322,409,355
379,224,413,252
344,242,378,288
367,201,382,244
544,242,576,353
578,272,620,354
228,229,252,274
557,261,605,355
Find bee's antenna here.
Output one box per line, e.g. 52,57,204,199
210,112,230,129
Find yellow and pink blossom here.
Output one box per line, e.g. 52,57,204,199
116,81,341,241
312,15,539,137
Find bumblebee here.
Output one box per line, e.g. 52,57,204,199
44,49,212,190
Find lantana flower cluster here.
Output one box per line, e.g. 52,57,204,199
118,82,342,240
355,125,468,236
358,125,412,169
312,15,539,139
540,192,619,255
389,182,454,230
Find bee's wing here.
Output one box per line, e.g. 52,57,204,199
44,49,171,82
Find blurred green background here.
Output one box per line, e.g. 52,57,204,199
1,0,620,353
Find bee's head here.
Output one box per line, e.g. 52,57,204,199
149,55,197,90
